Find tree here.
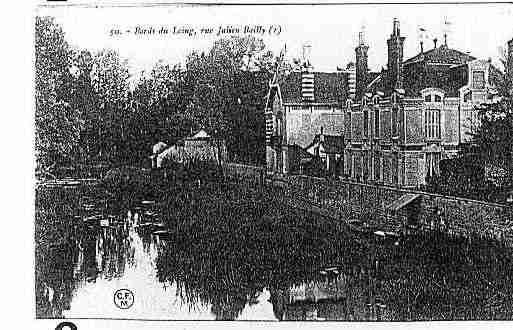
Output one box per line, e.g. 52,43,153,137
184,35,275,164
90,49,130,164
35,16,81,175
471,46,513,188
131,61,194,160
130,35,277,165
424,46,513,202
71,49,97,163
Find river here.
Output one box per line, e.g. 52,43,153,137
34,183,513,321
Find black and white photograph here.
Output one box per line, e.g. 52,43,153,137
30,0,513,326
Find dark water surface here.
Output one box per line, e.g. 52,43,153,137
35,184,513,320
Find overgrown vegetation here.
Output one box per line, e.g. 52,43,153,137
35,17,273,179
153,179,513,320
425,46,513,203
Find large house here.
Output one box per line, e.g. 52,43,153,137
265,18,508,188
265,43,348,175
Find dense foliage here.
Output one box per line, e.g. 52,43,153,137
35,17,274,178
425,48,513,202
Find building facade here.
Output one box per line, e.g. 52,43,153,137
345,19,500,187
265,44,347,175
265,18,503,188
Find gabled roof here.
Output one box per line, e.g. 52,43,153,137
278,71,348,104
191,129,210,139
185,129,215,141
404,45,476,65
290,144,315,160
307,134,345,154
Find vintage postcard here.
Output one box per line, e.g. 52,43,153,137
32,0,513,329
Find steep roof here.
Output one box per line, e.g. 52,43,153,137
307,134,345,154
399,46,477,97
191,129,210,139
404,45,476,65
279,71,348,104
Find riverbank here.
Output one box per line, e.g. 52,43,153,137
34,171,513,320
152,180,513,320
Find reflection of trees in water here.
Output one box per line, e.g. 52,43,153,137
36,184,513,320
271,233,513,321
155,184,513,321
155,184,366,320
35,187,132,318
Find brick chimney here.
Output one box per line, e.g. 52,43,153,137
387,18,406,91
355,29,369,101
301,42,314,102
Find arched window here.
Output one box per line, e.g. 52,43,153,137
425,94,432,102
434,94,442,102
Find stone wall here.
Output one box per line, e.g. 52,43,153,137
223,163,513,244
283,175,513,243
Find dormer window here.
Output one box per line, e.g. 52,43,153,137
346,99,353,109
424,93,442,103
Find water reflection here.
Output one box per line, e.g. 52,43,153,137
35,186,513,320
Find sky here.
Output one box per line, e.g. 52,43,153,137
36,3,513,80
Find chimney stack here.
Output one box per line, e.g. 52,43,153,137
346,62,356,100
387,18,406,91
301,42,314,102
355,27,369,101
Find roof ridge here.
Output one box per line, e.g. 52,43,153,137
404,46,476,65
